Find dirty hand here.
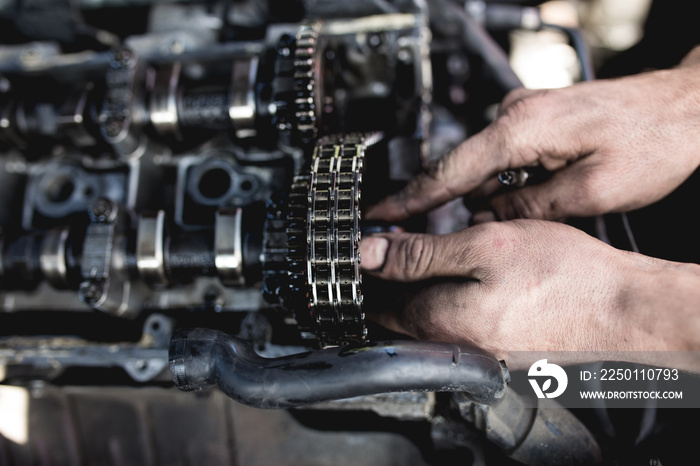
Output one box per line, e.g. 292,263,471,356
366,46,700,223
360,220,700,360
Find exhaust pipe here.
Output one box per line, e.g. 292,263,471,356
169,328,509,409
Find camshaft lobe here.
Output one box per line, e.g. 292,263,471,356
287,134,379,347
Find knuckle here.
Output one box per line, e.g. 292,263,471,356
495,110,534,167
496,90,556,167
500,87,534,112
459,222,515,271
394,234,435,280
468,220,508,240
412,155,458,201
425,153,454,186
499,92,536,123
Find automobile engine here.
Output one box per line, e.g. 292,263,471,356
0,0,693,465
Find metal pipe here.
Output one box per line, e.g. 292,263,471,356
169,328,509,409
431,0,523,92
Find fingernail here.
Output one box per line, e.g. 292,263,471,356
360,236,389,270
471,210,497,224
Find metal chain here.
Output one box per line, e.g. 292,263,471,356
293,23,320,144
287,133,381,347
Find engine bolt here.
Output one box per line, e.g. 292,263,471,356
89,197,117,223
79,280,104,306
111,48,133,68
103,118,123,137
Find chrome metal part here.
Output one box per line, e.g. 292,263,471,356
100,48,145,157
149,63,182,139
58,86,99,147
286,133,381,346
214,208,244,286
80,199,134,317
39,227,70,288
293,23,320,144
498,168,529,187
229,57,258,138
136,210,168,287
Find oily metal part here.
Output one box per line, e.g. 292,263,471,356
288,133,381,347
293,22,321,144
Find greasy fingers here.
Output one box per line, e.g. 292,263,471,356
487,165,599,220
497,87,543,116
359,231,486,282
362,220,642,355
360,236,389,270
365,88,580,222
368,62,700,224
364,123,513,221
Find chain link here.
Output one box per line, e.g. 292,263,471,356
287,133,381,346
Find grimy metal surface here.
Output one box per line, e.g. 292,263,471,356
288,134,381,346
0,385,433,466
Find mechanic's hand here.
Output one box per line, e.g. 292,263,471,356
366,47,700,223
360,220,700,361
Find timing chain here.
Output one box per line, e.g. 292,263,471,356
287,133,381,347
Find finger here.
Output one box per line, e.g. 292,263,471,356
488,163,604,220
498,87,543,116
680,45,700,67
366,87,588,222
462,176,504,214
465,176,503,201
359,231,486,282
471,210,498,224
364,124,512,221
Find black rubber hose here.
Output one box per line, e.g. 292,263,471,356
169,328,509,409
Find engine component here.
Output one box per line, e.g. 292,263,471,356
293,134,370,346
264,133,380,346
0,314,173,382
169,328,509,409
0,0,640,463
454,390,603,465
0,8,429,323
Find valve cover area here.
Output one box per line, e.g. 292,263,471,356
0,6,431,338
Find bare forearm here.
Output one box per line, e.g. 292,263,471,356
626,258,700,351
598,255,700,372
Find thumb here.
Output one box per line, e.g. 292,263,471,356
360,231,483,282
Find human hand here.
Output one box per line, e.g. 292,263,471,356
360,220,700,362
366,48,700,223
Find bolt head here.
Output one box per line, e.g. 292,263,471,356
79,281,103,305
89,198,117,223
103,118,123,137
111,48,133,69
